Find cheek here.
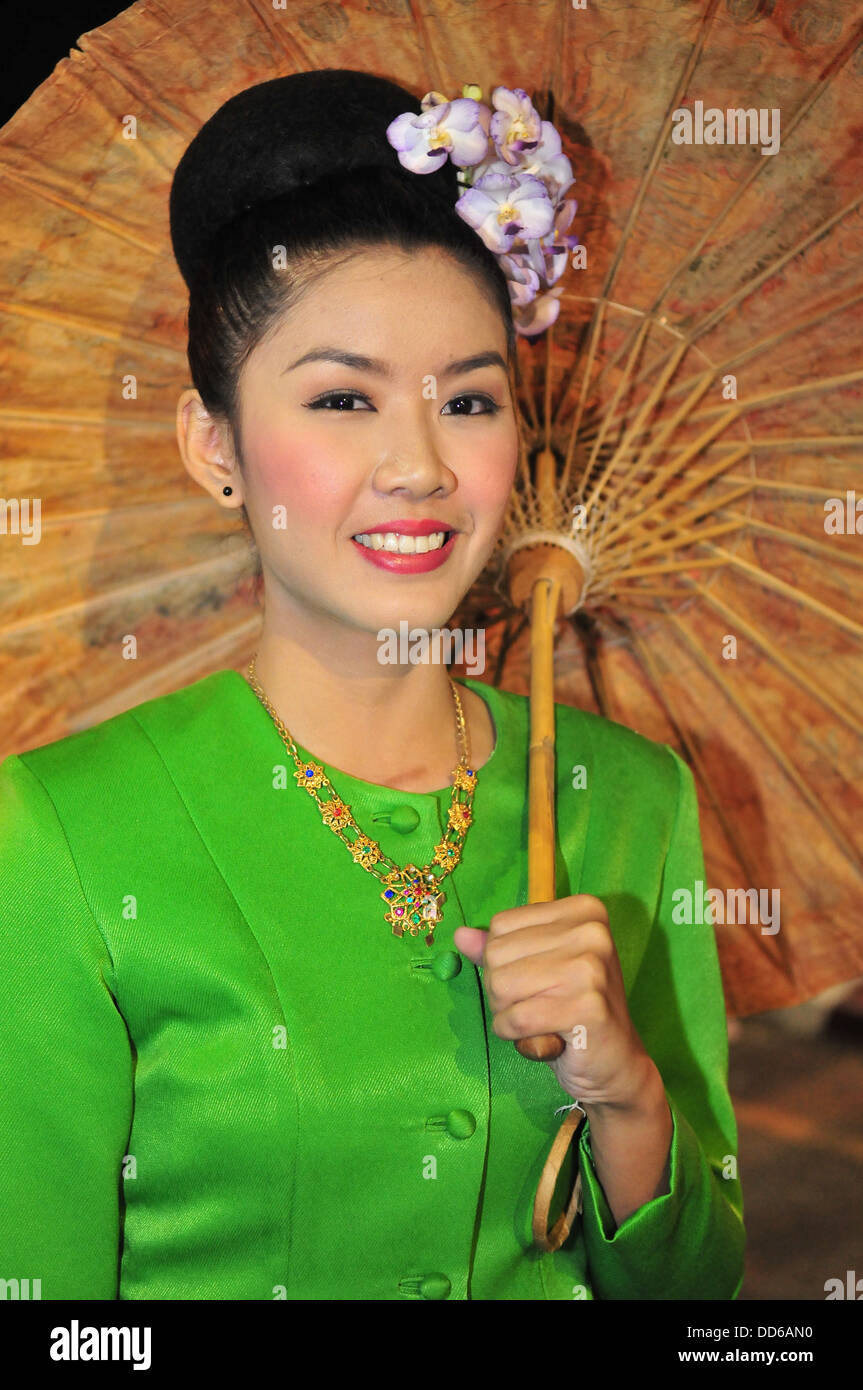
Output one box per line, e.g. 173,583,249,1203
464,442,518,523
243,419,352,521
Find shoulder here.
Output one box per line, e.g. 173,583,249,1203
557,701,681,795
1,669,241,807
465,677,680,798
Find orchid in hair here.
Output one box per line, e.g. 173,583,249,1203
385,95,489,171
456,171,556,255
385,83,577,337
488,86,543,165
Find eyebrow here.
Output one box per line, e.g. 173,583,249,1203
282,348,508,377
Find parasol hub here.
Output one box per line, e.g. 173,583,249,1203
505,536,586,617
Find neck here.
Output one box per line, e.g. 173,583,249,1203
249,614,479,794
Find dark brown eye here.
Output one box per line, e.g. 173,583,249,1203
307,391,374,410
443,394,501,416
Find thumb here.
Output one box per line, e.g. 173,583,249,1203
453,925,488,965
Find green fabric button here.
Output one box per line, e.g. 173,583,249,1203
445,1109,476,1140
430,949,462,981
419,1273,451,1300
372,805,420,833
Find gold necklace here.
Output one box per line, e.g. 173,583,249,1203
245,657,478,947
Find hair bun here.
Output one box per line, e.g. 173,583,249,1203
169,67,461,288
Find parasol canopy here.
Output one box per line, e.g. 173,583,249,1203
1,0,862,1016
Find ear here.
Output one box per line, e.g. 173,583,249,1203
175,389,244,509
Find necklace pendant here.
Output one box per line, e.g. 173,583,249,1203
381,863,445,946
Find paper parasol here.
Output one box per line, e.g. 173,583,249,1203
1,0,862,1021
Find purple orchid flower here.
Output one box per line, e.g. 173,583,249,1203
517,120,576,200
385,83,577,339
498,253,541,308
489,87,543,167
386,97,489,173
456,170,556,254
514,286,565,337
520,199,579,285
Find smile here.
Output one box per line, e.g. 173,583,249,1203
352,530,452,553
350,530,458,574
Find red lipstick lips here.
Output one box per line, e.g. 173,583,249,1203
350,518,458,574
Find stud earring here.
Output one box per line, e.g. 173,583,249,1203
222,486,233,496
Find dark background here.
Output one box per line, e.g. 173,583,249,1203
0,2,126,129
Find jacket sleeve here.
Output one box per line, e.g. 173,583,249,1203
0,753,133,1299
576,746,745,1300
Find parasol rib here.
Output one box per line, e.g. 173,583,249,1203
0,547,251,640
610,555,729,582
598,357,721,517
64,616,263,732
553,0,721,419
582,319,655,510
572,189,863,423
623,620,793,984
560,299,605,497
601,370,863,542
607,482,755,561
717,511,863,572
404,0,448,95
602,437,749,546
0,299,185,362
0,408,174,430
686,476,857,500
587,287,863,443
35,496,214,528
560,17,863,417
0,162,162,255
543,321,554,452
687,582,863,739
704,542,863,642
64,59,178,176
672,368,863,426
513,346,541,434
602,518,747,580
241,0,319,66
610,435,863,466
76,31,200,140
666,613,862,874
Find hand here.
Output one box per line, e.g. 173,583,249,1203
454,893,656,1108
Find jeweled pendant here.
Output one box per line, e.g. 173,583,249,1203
380,863,445,947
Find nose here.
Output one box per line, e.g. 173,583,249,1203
371,420,456,499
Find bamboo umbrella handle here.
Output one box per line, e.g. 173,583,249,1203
505,448,585,1062
515,572,567,1062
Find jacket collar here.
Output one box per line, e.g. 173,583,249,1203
131,668,590,933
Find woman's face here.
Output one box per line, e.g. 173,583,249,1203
232,245,518,643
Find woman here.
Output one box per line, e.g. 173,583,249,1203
0,69,744,1300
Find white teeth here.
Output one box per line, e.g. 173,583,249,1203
353,530,449,554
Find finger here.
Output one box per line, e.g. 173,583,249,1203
487,892,609,939
452,925,487,965
493,988,610,1043
484,914,613,971
484,949,608,1013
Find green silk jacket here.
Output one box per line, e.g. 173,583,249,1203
0,670,744,1300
